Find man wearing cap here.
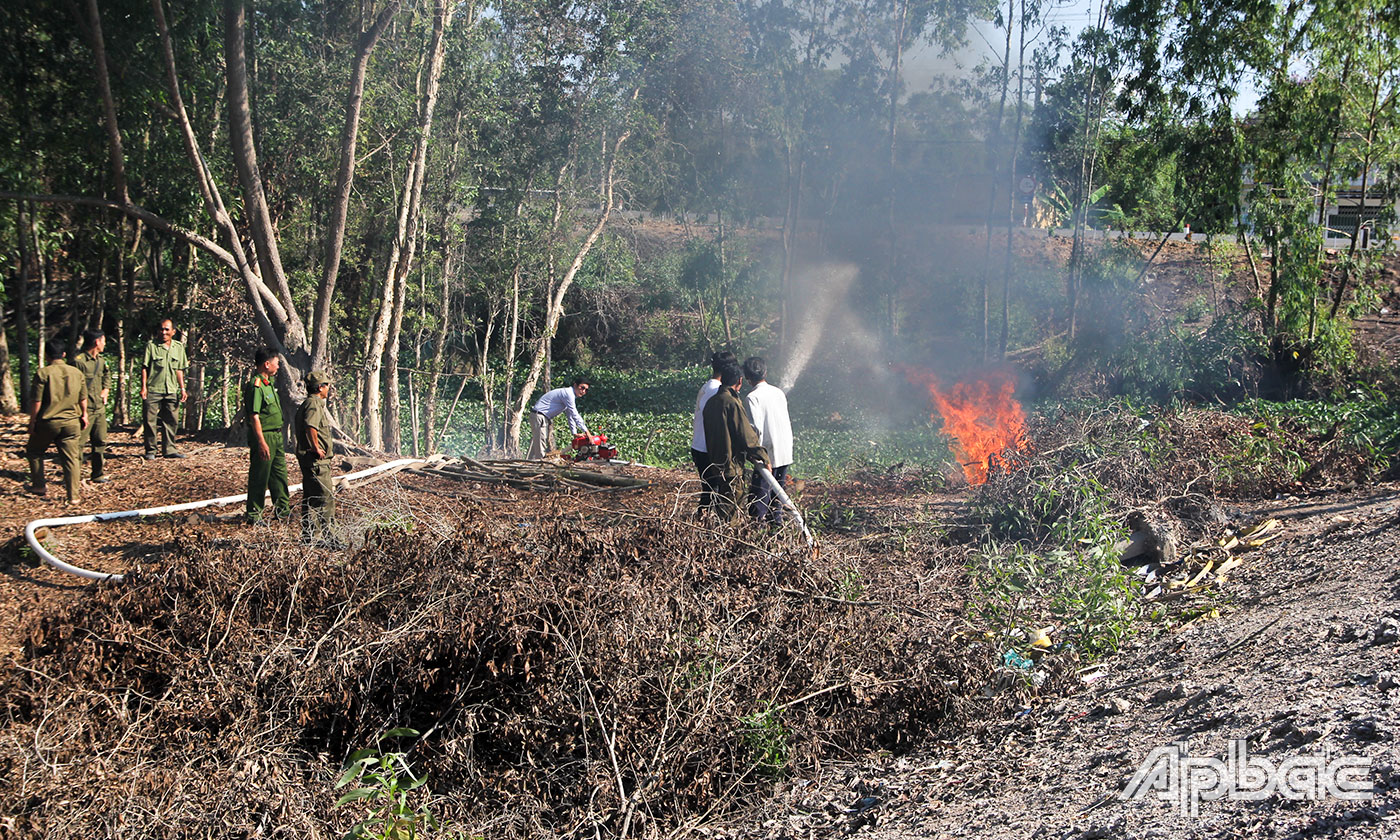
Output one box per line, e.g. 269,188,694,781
68,329,112,483
294,371,337,546
26,344,89,504
243,347,291,523
140,318,188,459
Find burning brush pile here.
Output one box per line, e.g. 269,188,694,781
0,496,994,838
900,366,1030,486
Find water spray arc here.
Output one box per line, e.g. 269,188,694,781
778,263,860,391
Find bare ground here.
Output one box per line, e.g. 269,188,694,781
742,485,1400,840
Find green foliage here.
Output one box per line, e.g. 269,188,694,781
1234,386,1400,475
335,728,440,840
969,482,1139,657
1108,313,1264,402
738,708,789,778
969,532,1140,660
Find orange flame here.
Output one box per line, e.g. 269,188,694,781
901,367,1028,485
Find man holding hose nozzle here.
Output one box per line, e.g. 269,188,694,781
743,356,793,526
690,350,736,516
701,361,769,522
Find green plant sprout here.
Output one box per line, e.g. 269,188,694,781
335,727,438,840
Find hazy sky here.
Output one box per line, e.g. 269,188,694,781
903,0,1262,114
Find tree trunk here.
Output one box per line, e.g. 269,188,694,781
14,203,31,402
224,0,304,353
885,0,908,344
1330,68,1383,321
778,140,802,357
424,250,452,454
185,364,205,431
34,212,46,370
1067,0,1110,339
981,0,1014,360
999,0,1029,360
366,0,450,453
312,0,401,373
504,124,633,453
475,304,497,453
718,208,733,346
408,371,420,456
222,353,231,425
152,0,301,385
115,234,137,425
0,319,16,414
501,258,521,447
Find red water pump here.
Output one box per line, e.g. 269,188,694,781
571,432,618,461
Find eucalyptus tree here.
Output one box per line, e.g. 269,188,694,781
737,0,843,355
446,0,682,454
1,0,428,427
844,0,988,341
1109,0,1392,375
362,0,454,452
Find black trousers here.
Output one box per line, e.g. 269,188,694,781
691,448,713,512
749,463,790,524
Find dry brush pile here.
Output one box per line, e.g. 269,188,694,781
0,495,993,839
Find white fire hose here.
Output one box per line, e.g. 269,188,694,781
24,458,426,584
756,464,815,547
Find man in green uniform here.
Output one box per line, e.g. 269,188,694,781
27,344,89,504
68,329,112,483
294,370,338,546
141,318,188,459
243,347,291,523
700,362,769,522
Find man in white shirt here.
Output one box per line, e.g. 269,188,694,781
691,350,736,515
743,356,793,524
527,377,591,459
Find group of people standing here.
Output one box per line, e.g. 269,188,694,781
25,318,190,505
521,351,793,526
240,348,338,547
27,321,791,543
24,322,336,548
691,351,793,524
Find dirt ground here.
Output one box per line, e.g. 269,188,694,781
4,417,1400,838
743,485,1400,840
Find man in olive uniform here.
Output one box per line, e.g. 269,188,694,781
141,318,188,459
243,347,291,523
27,344,89,504
68,329,112,483
294,371,337,546
700,362,769,522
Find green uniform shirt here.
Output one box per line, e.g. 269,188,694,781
295,394,333,459
67,350,110,408
142,339,188,396
33,361,88,423
243,373,284,432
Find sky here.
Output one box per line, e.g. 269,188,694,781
903,0,1263,114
